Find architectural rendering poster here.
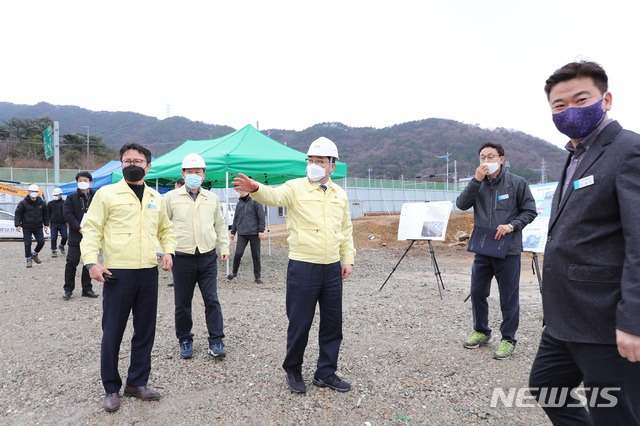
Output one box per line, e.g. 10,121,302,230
397,201,452,241
522,182,558,253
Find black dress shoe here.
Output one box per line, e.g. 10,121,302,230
62,291,71,300
104,393,120,412
123,385,161,401
82,290,99,298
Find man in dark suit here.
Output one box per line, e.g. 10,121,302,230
529,60,640,424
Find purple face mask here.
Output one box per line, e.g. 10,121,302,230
552,98,606,139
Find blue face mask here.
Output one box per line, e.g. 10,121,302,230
184,174,203,189
552,98,606,139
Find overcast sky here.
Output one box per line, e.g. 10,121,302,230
3,1,638,149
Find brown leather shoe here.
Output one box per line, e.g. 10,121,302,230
103,393,120,412
123,385,161,401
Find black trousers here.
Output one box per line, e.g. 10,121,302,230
50,223,67,251
282,259,343,380
529,328,640,425
232,234,261,279
63,244,92,293
101,267,158,394
22,227,45,258
470,253,521,343
172,251,224,345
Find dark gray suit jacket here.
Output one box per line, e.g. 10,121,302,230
542,121,640,344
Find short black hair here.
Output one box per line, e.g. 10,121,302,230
175,178,185,187
119,143,152,163
478,142,505,157
544,60,608,99
76,171,93,182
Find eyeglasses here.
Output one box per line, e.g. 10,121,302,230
479,154,499,161
307,158,329,166
122,159,147,166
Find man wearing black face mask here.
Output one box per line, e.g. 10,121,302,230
529,60,640,424
81,143,176,413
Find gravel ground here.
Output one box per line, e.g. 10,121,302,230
0,231,551,425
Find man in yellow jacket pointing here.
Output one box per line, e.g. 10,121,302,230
233,137,355,394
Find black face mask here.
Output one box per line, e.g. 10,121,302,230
123,165,146,182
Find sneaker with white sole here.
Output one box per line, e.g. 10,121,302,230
208,342,226,358
32,252,41,264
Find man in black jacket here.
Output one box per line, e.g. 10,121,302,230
456,142,537,360
62,171,98,300
47,187,67,258
15,184,49,268
227,190,266,284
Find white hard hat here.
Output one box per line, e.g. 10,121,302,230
182,153,206,169
28,184,39,192
52,188,62,195
307,137,339,159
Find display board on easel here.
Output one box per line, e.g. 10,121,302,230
381,201,453,299
397,201,453,241
522,182,558,253
520,181,559,294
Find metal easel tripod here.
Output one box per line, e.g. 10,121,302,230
379,239,445,299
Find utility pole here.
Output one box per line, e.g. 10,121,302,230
53,121,60,185
532,158,547,183
453,160,458,190
436,152,452,191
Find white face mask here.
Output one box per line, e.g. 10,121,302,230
184,174,203,189
53,195,61,200
306,163,328,182
77,181,91,190
483,162,500,175
29,192,39,199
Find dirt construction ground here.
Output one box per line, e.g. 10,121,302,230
0,212,551,425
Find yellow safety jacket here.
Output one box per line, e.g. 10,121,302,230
251,177,355,265
164,186,230,256
81,179,176,268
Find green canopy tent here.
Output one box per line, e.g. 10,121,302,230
111,124,347,187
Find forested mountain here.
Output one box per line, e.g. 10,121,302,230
0,101,565,182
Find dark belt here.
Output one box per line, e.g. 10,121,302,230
174,248,216,257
